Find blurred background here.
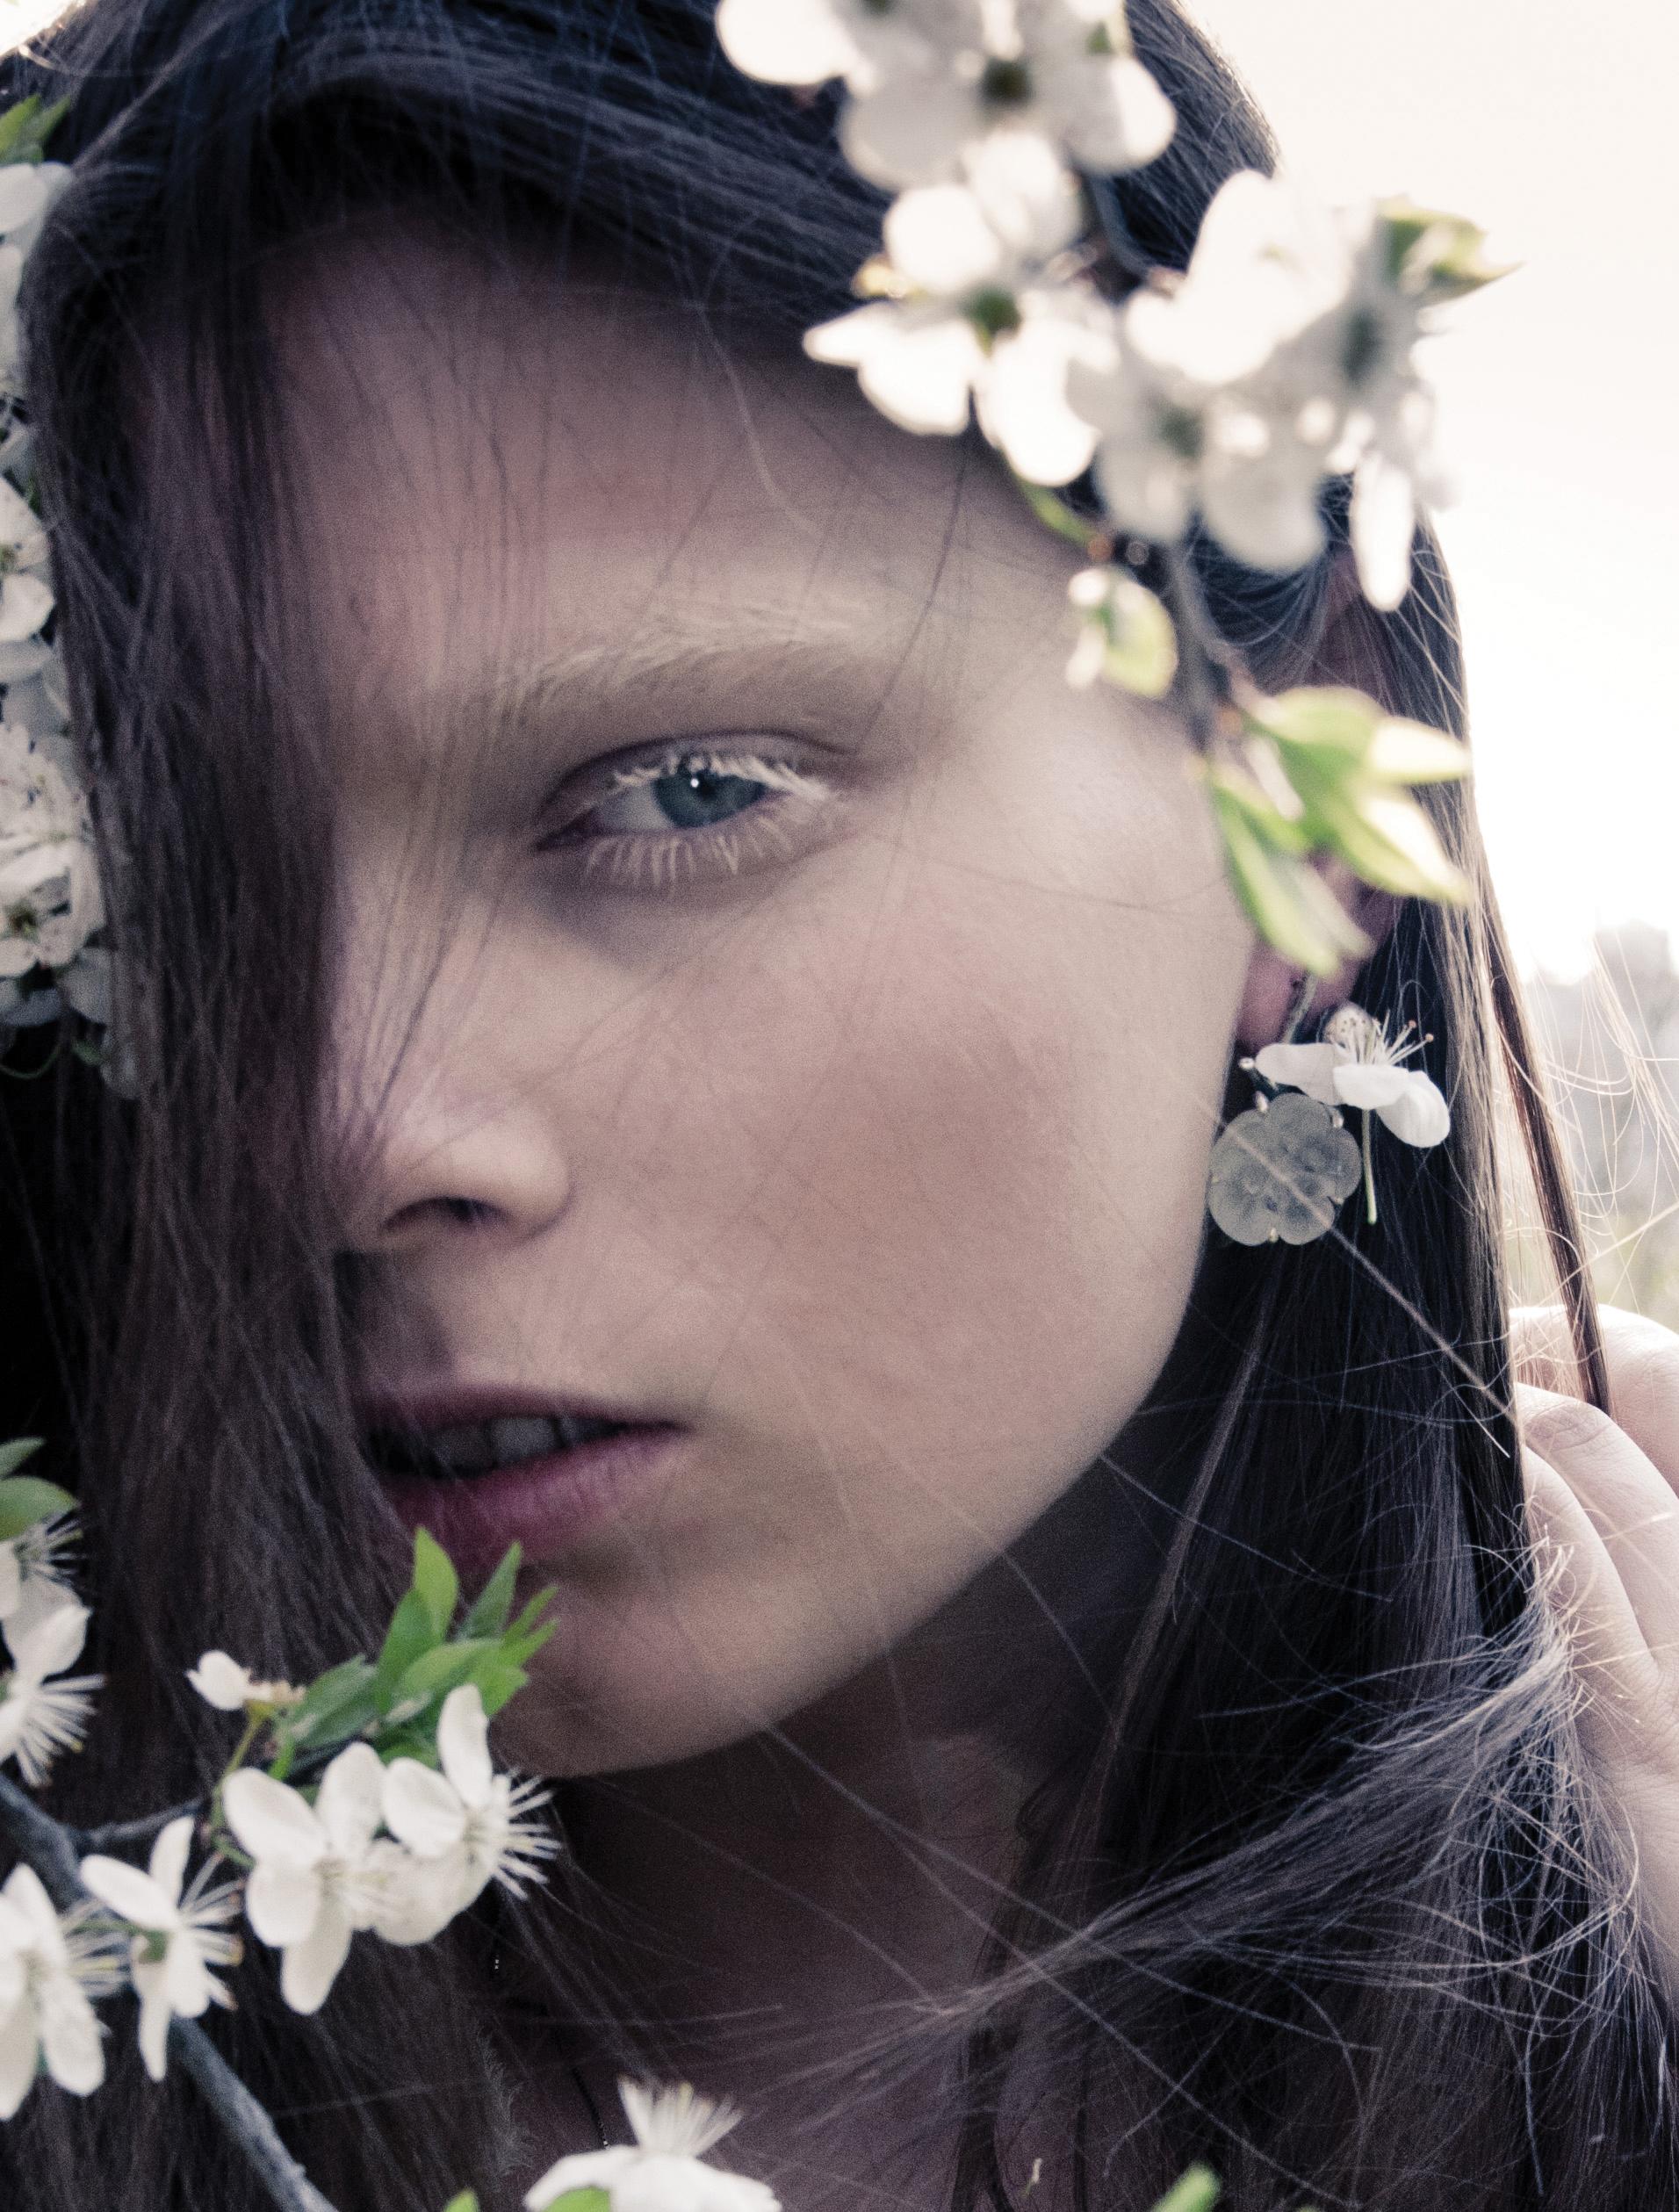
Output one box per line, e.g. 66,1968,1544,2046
1188,0,1679,1329
4,0,1676,1323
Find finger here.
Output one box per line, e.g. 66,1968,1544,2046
1511,1302,1679,1495
1523,1445,1666,1766
1518,1382,1679,1669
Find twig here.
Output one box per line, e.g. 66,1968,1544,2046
0,1771,342,2212
76,1798,204,1852
1160,541,1236,754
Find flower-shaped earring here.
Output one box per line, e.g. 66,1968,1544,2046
1207,989,1451,1246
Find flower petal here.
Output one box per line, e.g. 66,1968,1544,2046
381,1759,468,1857
1330,1063,1410,1111
164,1931,213,2021
842,70,976,191
6,1593,89,1680
361,1841,470,1945
246,1858,325,1949
316,1740,386,1858
716,0,858,87
186,1652,255,1711
148,1815,194,1909
0,1992,39,2121
37,1978,104,2098
436,1684,494,1807
280,1900,353,2016
77,1855,173,1931
1351,446,1416,611
222,1768,326,1872
132,1959,172,2081
1375,1072,1451,1148
1252,1041,1344,1102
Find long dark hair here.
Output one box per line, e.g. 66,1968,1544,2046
2,3,1671,2207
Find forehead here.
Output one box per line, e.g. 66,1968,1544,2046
270,225,1077,756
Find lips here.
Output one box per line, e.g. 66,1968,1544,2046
359,1382,686,1566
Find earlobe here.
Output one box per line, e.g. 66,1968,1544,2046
1234,867,1401,1050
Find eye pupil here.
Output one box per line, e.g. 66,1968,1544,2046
656,762,765,830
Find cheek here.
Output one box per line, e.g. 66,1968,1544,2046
508,755,1247,1770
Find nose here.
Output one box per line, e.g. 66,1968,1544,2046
332,1033,574,1259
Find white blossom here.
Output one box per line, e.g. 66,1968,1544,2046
0,718,102,981
185,1650,301,1713
525,2079,780,2212
807,133,1100,479
836,2,1175,203
0,1582,101,1788
0,1508,78,1624
716,0,977,95
0,1863,119,2119
0,474,52,646
381,1684,555,1921
79,1816,242,2081
0,160,69,396
221,1742,457,2014
1253,1000,1450,1149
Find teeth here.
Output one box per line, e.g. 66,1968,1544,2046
488,1416,562,1465
433,1423,495,1473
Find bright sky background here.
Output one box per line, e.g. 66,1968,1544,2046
5,1,1674,976
1188,0,1679,979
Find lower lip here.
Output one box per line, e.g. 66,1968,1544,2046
380,1424,685,1571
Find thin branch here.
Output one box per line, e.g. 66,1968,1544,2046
0,1771,342,2212
76,1798,205,1852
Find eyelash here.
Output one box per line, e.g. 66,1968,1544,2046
535,746,836,892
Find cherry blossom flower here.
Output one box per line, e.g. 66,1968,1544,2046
381,1684,555,1920
839,3,1174,202
0,160,69,395
0,475,52,647
0,1863,119,2119
79,1816,242,2081
0,1582,101,1789
0,1506,79,1623
0,720,103,982
1253,1000,1450,1149
806,133,1101,479
716,0,976,97
222,1743,455,2013
525,2079,781,2212
185,1651,301,1713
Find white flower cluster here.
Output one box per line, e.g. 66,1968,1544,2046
717,0,1492,612
0,137,110,1051
0,1513,98,1794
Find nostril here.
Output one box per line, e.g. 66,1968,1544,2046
379,1193,498,1243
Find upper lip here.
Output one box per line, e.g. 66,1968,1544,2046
355,1380,668,1439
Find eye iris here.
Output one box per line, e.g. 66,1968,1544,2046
655,764,765,830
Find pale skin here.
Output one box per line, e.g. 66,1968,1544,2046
280,228,1679,2201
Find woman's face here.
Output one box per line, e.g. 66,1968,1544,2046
289,231,1257,1776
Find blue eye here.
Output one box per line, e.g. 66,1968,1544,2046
645,762,767,831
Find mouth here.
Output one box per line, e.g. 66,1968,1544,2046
358,1387,687,1566
365,1411,638,1484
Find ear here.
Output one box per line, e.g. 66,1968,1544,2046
1233,548,1402,1050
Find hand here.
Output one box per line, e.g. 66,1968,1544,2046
1517,1302,1679,1975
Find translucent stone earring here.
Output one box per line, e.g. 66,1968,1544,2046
1206,976,1362,1248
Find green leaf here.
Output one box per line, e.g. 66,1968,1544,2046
1248,686,1380,767
1377,198,1515,303
1364,716,1472,786
1094,580,1178,700
0,94,70,166
542,2191,612,2212
463,1654,530,1719
1204,756,1312,858
1213,790,1371,977
1012,472,1100,552
442,2193,480,2212
0,1437,45,1481
504,1584,559,1650
278,1657,378,1751
0,1473,76,1542
1311,782,1471,904
1147,2166,1221,2212
461,1544,522,1640
395,1637,498,1711
375,1590,440,1711
411,1529,460,1639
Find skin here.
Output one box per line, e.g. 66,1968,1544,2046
280,227,1679,2192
